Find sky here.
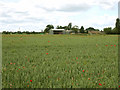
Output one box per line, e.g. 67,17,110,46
0,0,119,32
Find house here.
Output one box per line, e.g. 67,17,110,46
88,31,103,35
49,29,66,35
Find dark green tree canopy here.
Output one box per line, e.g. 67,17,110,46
103,27,112,34
86,27,95,31
115,18,120,33
56,25,68,30
72,25,79,33
68,23,72,30
80,26,84,33
44,24,54,33
56,25,63,29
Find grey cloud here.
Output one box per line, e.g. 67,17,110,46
0,17,46,24
0,10,29,19
0,9,45,24
14,11,29,15
36,3,91,12
0,12,12,18
35,5,56,12
1,19,24,24
57,4,91,12
98,1,118,10
26,17,45,22
93,22,114,28
100,1,111,5
0,3,4,7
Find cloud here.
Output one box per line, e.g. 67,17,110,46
14,11,29,15
57,3,91,12
0,0,118,31
118,1,120,18
95,0,118,10
1,19,24,24
88,14,117,30
0,17,46,24
0,12,12,18
36,3,91,12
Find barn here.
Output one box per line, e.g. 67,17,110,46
49,29,66,35
88,31,103,35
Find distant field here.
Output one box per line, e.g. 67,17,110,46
2,34,119,88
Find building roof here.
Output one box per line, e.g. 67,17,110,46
88,31,102,34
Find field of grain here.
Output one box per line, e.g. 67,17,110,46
2,34,119,88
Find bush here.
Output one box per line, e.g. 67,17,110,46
103,27,112,34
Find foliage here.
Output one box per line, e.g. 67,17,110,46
86,27,95,31
56,25,63,29
80,26,84,33
68,23,72,30
103,18,120,34
103,27,112,34
72,25,79,33
115,18,120,34
44,25,54,33
56,25,68,30
2,31,45,34
111,28,118,34
95,29,100,31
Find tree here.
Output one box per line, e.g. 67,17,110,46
44,24,54,33
56,25,60,29
2,31,7,34
63,26,68,30
56,25,68,30
17,31,22,34
103,27,112,34
56,25,63,29
68,23,72,30
26,31,30,34
86,27,95,31
59,26,63,29
115,18,120,34
80,26,84,33
4,31,10,34
72,25,79,33
111,28,118,34
32,31,35,34
95,29,99,31
115,18,120,29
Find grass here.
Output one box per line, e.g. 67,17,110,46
2,34,119,88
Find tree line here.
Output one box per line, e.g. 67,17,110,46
2,31,45,34
2,18,120,34
103,18,120,34
44,23,99,34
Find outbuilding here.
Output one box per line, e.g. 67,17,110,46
49,29,66,34
88,31,102,35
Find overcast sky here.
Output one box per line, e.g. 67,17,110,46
0,0,119,32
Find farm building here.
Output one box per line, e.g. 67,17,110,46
88,31,103,35
49,29,75,35
49,29,65,34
